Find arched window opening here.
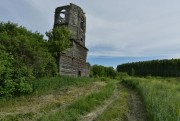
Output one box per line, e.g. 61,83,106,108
80,17,84,30
59,9,66,23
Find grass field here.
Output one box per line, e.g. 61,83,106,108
0,76,179,121
39,80,116,121
0,76,99,120
122,77,180,121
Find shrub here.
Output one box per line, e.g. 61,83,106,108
0,22,58,97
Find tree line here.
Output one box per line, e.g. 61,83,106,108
0,22,71,97
117,59,180,77
90,65,117,79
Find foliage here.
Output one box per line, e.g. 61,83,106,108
122,77,180,121
117,59,180,77
0,49,33,97
0,76,96,107
46,26,72,58
90,65,117,78
0,21,57,97
116,72,129,80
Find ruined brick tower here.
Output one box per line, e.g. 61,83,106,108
54,3,90,77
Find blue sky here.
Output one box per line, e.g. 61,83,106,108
1,0,180,68
88,56,164,68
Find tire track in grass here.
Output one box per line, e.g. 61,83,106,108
127,90,148,121
95,83,130,121
80,82,118,121
80,88,118,121
39,81,115,121
81,82,148,121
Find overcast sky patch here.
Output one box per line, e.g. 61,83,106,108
1,0,180,66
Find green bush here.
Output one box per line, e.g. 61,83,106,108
0,49,33,97
0,80,16,97
0,22,57,97
16,78,33,95
90,65,117,79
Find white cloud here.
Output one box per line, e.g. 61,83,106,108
1,0,180,59
85,1,180,58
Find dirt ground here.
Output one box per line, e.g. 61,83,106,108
127,90,148,121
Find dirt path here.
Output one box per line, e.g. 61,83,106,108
80,84,118,121
80,83,148,121
127,90,148,121
0,81,106,120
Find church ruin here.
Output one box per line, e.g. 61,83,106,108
54,3,90,77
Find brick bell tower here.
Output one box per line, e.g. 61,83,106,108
54,3,90,77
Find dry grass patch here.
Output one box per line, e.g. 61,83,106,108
0,80,106,121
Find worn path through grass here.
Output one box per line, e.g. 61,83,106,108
80,82,119,121
126,89,148,121
80,82,148,121
0,81,106,121
0,78,148,121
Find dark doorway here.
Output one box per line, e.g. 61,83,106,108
78,71,81,77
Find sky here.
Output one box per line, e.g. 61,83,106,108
1,0,180,68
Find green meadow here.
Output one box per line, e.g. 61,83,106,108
122,77,180,121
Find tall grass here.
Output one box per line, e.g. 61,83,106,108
32,76,96,95
39,81,115,121
0,76,96,108
122,77,180,121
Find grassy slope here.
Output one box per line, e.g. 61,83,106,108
0,76,95,108
0,76,98,120
32,76,96,95
39,80,116,121
122,77,180,121
1,76,179,121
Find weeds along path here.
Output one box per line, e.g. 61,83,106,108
0,81,106,121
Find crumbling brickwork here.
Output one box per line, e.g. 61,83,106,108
54,3,90,77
